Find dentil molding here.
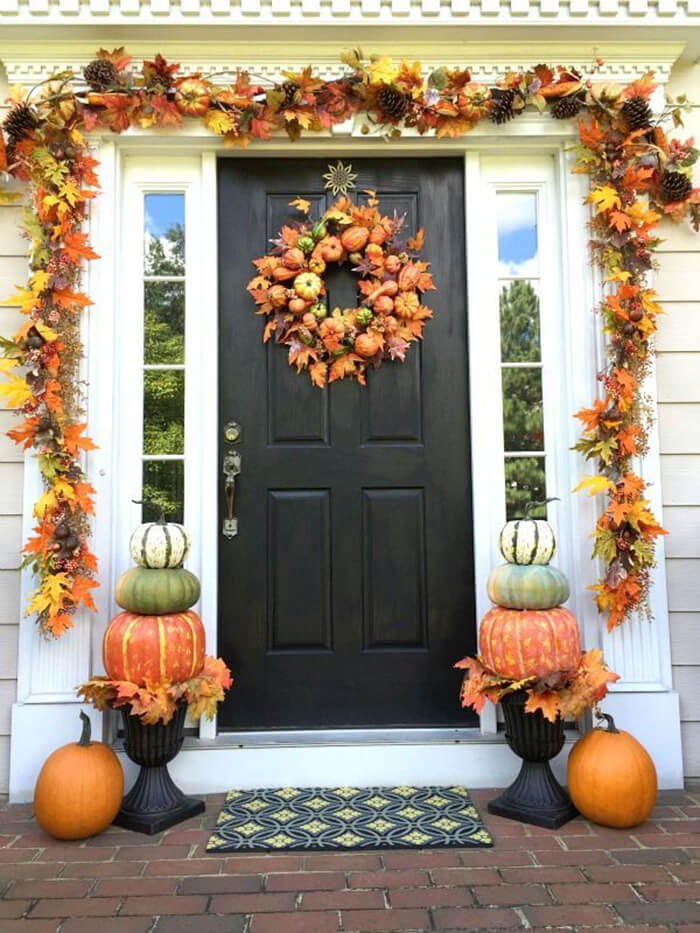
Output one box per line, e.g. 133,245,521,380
0,0,698,25
0,39,687,86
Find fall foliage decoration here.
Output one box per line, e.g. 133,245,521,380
0,49,698,635
247,192,434,386
34,711,123,840
456,650,619,724
567,711,657,827
79,655,233,725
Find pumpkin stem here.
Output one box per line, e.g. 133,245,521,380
522,496,561,519
78,710,92,746
595,709,619,733
132,498,168,524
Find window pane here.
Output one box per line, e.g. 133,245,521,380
497,192,538,277
502,368,544,451
143,370,185,455
144,193,185,276
144,281,185,364
500,280,541,363
504,457,547,521
142,460,184,523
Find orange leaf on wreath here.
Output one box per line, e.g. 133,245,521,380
62,423,98,455
72,576,98,612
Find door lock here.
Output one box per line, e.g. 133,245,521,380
224,421,242,444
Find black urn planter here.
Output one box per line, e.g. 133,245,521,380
113,702,205,835
488,690,578,829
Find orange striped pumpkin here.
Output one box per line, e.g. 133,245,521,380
479,606,581,680
103,611,205,685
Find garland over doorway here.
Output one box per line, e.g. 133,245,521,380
0,49,697,637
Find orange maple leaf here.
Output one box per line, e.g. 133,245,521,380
7,417,38,450
62,423,98,456
47,613,74,636
524,690,560,723
71,575,98,613
289,196,311,214
578,118,605,151
309,361,327,388
574,398,607,432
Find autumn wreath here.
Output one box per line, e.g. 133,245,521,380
246,192,434,386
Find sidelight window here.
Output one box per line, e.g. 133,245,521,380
496,192,547,520
141,193,186,523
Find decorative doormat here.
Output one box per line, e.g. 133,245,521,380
206,785,492,852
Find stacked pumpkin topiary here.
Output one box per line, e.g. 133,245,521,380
104,519,205,684
480,513,581,681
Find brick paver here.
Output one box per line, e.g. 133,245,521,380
2,788,700,930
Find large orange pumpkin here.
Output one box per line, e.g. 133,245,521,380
103,610,205,685
479,606,581,680
34,712,123,840
567,712,657,828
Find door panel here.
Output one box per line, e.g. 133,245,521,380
218,157,476,729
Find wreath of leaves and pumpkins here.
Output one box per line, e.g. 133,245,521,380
0,48,698,637
248,192,434,386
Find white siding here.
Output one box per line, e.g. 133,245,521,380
661,58,700,777
0,64,22,795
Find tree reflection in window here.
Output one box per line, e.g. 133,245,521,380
497,193,547,521
142,194,185,523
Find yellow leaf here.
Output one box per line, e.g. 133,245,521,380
54,478,75,501
573,475,614,496
367,56,399,85
289,196,311,214
0,374,32,409
34,322,58,343
70,128,86,146
1,288,37,313
0,359,18,373
204,109,236,136
31,270,51,294
587,186,621,214
34,489,57,517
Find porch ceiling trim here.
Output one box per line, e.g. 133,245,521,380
0,0,699,26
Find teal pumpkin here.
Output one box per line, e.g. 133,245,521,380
115,567,201,615
487,563,569,610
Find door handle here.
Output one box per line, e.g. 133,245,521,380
222,450,241,539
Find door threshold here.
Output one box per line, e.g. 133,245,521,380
189,726,486,749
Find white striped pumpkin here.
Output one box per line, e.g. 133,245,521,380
499,519,556,566
129,521,191,569
487,563,569,610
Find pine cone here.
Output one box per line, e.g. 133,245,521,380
490,88,516,125
84,58,119,91
550,94,583,121
2,104,38,144
621,95,652,131
376,84,409,122
281,81,299,107
661,170,693,204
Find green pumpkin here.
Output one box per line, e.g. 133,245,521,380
115,567,201,615
487,563,569,611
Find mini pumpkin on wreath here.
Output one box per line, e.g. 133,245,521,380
246,191,435,387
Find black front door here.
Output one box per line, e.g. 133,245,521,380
218,158,476,730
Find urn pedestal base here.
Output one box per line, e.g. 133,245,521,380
114,703,205,835
488,690,578,830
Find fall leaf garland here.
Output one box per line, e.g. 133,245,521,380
247,193,434,386
0,50,698,636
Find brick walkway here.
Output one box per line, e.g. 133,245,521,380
2,788,700,931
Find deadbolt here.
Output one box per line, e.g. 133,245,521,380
224,420,241,444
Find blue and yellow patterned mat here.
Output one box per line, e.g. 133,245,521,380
207,785,492,852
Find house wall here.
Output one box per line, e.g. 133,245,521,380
0,64,22,794
0,53,699,794
659,59,700,781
